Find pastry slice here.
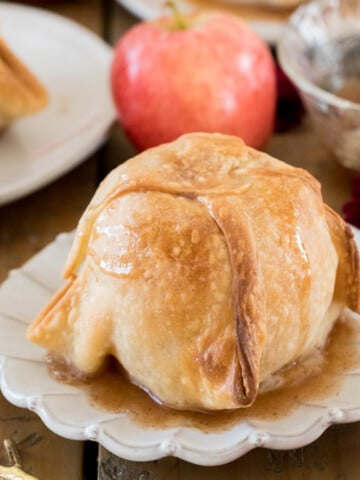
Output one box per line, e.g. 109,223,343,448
0,36,48,130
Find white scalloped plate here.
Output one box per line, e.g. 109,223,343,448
1,229,360,465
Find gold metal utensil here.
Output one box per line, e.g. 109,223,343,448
0,439,38,480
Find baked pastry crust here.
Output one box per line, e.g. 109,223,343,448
0,37,48,129
27,133,360,411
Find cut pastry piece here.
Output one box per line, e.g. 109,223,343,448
0,36,48,130
28,133,360,412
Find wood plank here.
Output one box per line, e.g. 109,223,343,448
0,395,83,479
95,0,138,181
0,159,97,283
98,423,360,480
47,0,104,35
105,0,138,45
266,118,353,214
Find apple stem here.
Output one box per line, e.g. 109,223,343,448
165,1,187,30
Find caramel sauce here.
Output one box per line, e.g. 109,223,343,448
47,313,360,433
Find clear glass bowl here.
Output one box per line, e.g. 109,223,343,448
278,0,360,169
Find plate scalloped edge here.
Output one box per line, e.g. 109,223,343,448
1,230,360,465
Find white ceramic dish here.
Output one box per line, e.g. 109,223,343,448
116,0,285,44
0,3,116,206
1,229,360,465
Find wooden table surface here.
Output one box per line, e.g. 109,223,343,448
0,1,359,479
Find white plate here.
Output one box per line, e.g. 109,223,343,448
116,0,285,44
1,229,360,465
0,3,116,206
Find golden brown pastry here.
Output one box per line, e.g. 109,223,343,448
0,37,48,130
27,133,360,411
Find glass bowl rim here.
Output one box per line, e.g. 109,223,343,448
277,0,360,113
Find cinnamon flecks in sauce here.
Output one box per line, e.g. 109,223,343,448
47,312,360,433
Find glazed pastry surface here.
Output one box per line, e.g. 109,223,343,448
28,133,360,411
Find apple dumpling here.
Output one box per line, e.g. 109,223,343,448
28,133,360,411
0,37,48,130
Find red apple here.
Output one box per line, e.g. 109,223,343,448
111,10,276,151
